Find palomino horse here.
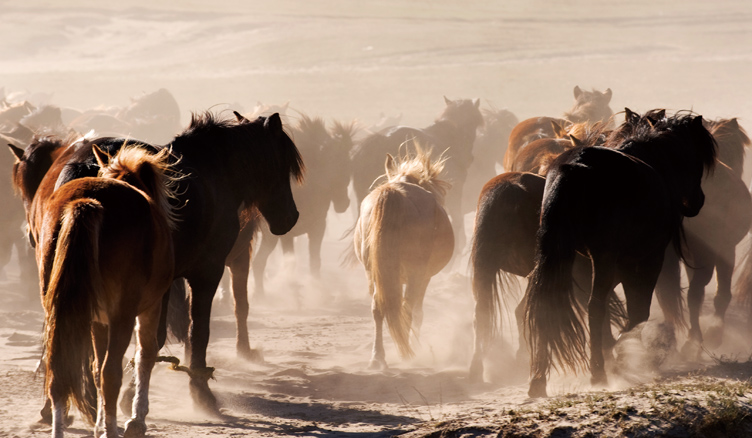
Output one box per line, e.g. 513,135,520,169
28,112,304,414
503,86,613,171
654,117,752,351
354,145,453,369
12,143,176,438
525,110,716,398
252,115,356,298
351,97,483,257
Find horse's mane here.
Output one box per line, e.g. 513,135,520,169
176,111,304,185
330,119,359,144
567,121,609,147
380,142,451,205
704,118,750,172
97,144,182,230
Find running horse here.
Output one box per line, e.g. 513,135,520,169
354,144,453,369
525,110,716,397
25,112,304,415
503,86,613,171
11,142,177,438
351,97,483,257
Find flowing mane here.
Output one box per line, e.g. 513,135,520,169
379,142,451,205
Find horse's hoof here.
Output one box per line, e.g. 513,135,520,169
590,374,608,388
703,323,724,350
528,379,547,398
124,419,147,438
189,377,221,417
368,358,387,371
680,339,703,360
120,385,135,417
238,347,264,364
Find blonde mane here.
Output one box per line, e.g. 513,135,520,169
377,141,452,205
96,143,182,229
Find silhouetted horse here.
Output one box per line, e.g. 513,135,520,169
461,106,518,215
354,144,453,369
504,86,613,170
525,110,716,398
351,97,483,258
13,143,177,438
27,112,303,414
655,117,752,352
252,116,356,297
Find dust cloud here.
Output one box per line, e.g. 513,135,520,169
1,1,752,437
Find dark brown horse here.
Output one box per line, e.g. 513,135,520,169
655,118,752,352
27,112,304,415
503,87,613,170
12,142,177,438
351,97,483,257
252,115,356,297
525,110,716,398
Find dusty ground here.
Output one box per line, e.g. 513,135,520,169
2,1,752,437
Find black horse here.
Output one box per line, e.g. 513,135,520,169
525,111,716,398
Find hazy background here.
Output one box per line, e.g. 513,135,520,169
3,0,751,129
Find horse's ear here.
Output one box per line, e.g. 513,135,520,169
656,109,666,120
570,135,583,148
444,96,452,106
691,115,704,130
573,86,583,100
603,88,612,103
264,113,283,138
624,107,639,125
233,111,249,123
8,144,24,161
385,154,396,175
551,120,568,139
473,98,480,108
92,144,109,168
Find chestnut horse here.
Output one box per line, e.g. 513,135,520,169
525,111,716,397
503,86,613,171
12,143,176,438
354,144,453,369
351,97,483,257
28,112,303,414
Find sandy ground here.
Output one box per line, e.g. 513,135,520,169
2,1,752,437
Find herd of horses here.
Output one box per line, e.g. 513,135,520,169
2,85,752,437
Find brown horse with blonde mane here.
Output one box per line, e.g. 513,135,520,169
11,141,177,438
354,143,453,369
503,86,613,171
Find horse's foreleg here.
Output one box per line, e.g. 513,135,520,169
686,260,715,346
706,246,735,348
124,304,161,438
186,270,224,416
229,247,262,362
101,316,135,438
251,232,278,300
307,222,326,279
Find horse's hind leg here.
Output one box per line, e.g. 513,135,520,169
705,246,735,348
124,303,161,438
229,245,262,362
101,316,136,438
92,322,108,436
404,273,430,341
368,277,387,370
589,258,618,387
684,246,715,349
307,221,326,279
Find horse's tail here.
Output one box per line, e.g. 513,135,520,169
166,278,190,344
44,199,104,420
367,186,413,359
525,185,588,377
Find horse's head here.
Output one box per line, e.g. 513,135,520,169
237,112,304,235
440,97,484,148
327,120,357,213
674,115,717,217
566,86,614,127
9,135,68,209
